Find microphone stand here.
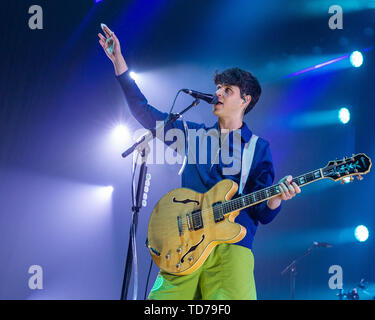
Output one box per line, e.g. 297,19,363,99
119,98,200,300
281,243,316,300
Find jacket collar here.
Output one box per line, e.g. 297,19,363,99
212,121,252,143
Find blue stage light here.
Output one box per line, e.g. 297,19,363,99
354,225,369,242
349,51,363,67
338,107,350,124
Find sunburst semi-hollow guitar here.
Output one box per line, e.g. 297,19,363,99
147,153,371,275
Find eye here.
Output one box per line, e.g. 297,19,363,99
225,87,232,94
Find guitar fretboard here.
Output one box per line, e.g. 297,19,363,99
212,169,323,222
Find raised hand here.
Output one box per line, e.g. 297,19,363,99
98,24,128,75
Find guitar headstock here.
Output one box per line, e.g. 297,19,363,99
322,153,372,182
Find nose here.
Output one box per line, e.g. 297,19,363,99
215,87,224,98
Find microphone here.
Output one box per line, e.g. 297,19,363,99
182,89,218,105
313,241,333,248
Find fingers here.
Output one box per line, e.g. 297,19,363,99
111,32,119,41
98,33,108,49
98,33,106,42
278,176,301,201
279,182,290,200
292,182,301,194
102,25,113,38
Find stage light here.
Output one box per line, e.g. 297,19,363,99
129,71,139,81
354,225,369,242
105,185,114,193
349,51,363,68
97,185,114,199
112,124,130,145
338,107,350,124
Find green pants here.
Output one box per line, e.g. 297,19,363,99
148,243,257,300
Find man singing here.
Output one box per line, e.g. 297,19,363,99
98,25,301,300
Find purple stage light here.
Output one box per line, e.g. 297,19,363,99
286,54,350,78
286,47,372,78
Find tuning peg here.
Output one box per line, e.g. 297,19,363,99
357,175,364,181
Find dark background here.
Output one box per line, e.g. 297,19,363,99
0,0,374,300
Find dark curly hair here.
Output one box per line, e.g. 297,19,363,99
214,67,261,115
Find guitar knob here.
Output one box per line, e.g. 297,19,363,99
177,247,182,254
340,179,345,185
176,263,181,271
350,176,354,182
165,253,171,260
188,256,194,264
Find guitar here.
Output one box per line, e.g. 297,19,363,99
146,153,371,275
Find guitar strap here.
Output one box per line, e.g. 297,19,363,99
239,134,258,195
178,117,189,176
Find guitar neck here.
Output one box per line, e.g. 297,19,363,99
219,168,324,214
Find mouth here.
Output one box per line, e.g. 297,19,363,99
214,101,223,107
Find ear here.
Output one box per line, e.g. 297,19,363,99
242,95,251,106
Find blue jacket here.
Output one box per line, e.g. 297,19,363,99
117,70,281,249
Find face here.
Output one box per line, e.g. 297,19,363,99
213,84,248,119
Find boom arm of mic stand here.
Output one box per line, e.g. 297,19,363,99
281,244,315,300
121,98,200,159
